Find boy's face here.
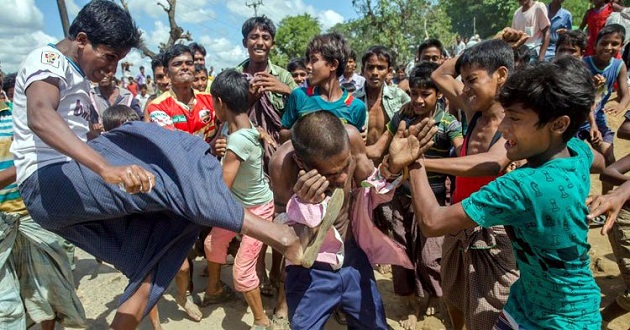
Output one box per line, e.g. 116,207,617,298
460,64,503,113
244,27,273,64
595,33,623,63
345,58,357,75
299,145,354,193
419,47,443,65
153,66,171,92
557,43,583,59
194,51,206,66
306,52,335,86
363,54,389,89
193,71,208,92
79,41,129,83
396,68,405,81
291,68,308,86
499,103,557,163
409,86,440,116
167,53,194,86
140,86,147,96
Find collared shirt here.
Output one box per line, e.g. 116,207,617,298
353,83,411,128
546,6,573,59
339,72,366,91
89,85,143,123
235,58,298,117
146,89,217,143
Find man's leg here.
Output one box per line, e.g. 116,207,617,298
174,259,202,321
110,274,153,329
339,239,388,330
285,266,341,329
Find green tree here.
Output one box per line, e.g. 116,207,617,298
560,0,591,27
270,14,321,68
439,0,518,40
330,0,455,69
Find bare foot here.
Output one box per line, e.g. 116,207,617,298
175,295,203,322
400,313,418,330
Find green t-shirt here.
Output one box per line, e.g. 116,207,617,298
280,86,367,131
462,138,601,329
387,105,462,189
222,126,273,207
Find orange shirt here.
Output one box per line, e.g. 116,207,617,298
147,89,217,143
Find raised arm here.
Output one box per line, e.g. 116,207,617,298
26,78,153,193
423,137,510,177
431,57,467,115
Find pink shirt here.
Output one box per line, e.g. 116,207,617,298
512,1,550,46
285,169,413,270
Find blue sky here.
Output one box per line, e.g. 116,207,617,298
1,0,359,78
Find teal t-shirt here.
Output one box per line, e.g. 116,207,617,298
280,86,367,131
222,126,273,207
462,138,601,329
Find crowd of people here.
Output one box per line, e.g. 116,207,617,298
2,0,630,329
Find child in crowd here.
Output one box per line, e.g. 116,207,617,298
556,29,588,58
580,0,616,56
203,69,275,329
287,58,308,87
102,104,141,132
399,56,604,329
591,111,630,327
367,61,463,329
581,24,630,183
279,33,367,142
193,64,209,93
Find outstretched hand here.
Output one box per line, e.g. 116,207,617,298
587,192,625,235
388,118,437,174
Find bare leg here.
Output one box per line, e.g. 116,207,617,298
148,306,163,330
40,319,55,330
109,275,152,330
175,259,202,322
243,287,271,327
205,261,224,295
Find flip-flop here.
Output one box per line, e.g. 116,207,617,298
200,284,236,306
301,188,345,268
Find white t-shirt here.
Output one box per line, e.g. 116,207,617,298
512,1,550,46
11,45,93,184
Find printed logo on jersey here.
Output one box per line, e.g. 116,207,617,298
150,111,174,128
172,114,187,123
72,99,90,121
199,109,213,124
41,51,60,68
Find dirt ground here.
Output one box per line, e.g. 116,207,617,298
60,107,630,330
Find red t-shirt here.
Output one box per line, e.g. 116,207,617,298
146,90,217,143
585,3,614,56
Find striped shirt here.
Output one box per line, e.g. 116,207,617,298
0,104,26,214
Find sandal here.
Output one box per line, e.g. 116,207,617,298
302,188,344,268
271,313,291,330
200,284,236,306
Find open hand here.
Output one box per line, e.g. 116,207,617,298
388,118,437,173
587,192,625,235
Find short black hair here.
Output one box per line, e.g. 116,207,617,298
408,62,439,91
151,53,165,73
139,66,144,70
596,23,626,44
513,44,534,67
455,39,514,75
361,45,394,70
102,104,140,131
305,32,350,78
2,73,16,94
291,111,349,164
68,0,140,50
210,69,249,114
348,49,357,61
498,56,595,142
194,64,208,75
242,16,276,39
139,84,147,90
163,44,192,67
417,38,444,57
557,30,587,52
287,58,307,72
189,42,207,56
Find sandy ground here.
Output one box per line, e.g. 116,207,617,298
48,105,630,330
